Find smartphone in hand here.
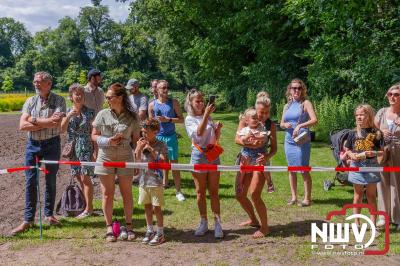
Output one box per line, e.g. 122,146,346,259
209,95,216,105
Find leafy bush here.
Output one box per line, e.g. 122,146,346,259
0,95,30,111
313,96,356,141
275,96,356,141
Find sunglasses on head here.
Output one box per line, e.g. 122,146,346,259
387,92,400,98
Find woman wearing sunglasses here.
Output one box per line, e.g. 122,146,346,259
280,79,317,207
92,83,141,242
375,83,400,230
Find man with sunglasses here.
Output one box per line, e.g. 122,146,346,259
12,71,66,235
125,78,148,121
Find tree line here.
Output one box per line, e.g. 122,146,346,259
1,0,400,111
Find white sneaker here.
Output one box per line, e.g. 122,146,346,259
376,219,386,227
176,192,186,201
142,230,155,244
194,219,208,236
214,219,224,239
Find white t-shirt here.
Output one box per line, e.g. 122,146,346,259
185,115,217,147
237,123,268,138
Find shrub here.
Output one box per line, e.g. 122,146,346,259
0,95,29,111
275,96,356,142
313,96,356,141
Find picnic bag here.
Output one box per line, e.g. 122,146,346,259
56,178,86,217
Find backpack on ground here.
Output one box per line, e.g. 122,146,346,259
56,178,86,217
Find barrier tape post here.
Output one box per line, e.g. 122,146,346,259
35,156,43,240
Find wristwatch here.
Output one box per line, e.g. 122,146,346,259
169,118,172,123
31,117,37,125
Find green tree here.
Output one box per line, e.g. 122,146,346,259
78,2,118,69
284,0,400,105
129,0,309,109
56,63,82,90
1,75,13,92
0,17,31,68
79,70,87,85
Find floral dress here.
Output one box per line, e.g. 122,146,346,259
67,106,95,176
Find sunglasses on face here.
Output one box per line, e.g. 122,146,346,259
291,86,302,91
387,92,400,98
105,95,118,101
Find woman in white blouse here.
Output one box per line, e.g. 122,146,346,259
184,88,223,238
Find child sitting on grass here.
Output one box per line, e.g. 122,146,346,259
135,118,168,245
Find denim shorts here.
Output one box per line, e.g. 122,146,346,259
348,159,381,185
190,146,220,173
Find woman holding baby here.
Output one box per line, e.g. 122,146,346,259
235,91,277,238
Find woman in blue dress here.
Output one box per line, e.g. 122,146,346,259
61,84,95,218
280,79,317,207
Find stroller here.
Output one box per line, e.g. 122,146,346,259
324,129,353,191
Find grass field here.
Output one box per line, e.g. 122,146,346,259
1,112,399,263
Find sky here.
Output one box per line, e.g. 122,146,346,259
0,0,131,34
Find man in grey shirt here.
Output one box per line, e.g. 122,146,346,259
126,78,148,121
84,69,104,115
12,71,66,235
84,69,104,161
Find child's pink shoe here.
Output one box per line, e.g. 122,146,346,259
267,183,275,193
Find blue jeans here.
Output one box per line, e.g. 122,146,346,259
24,136,61,222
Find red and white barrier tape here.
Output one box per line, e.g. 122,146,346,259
0,166,49,175
38,160,400,173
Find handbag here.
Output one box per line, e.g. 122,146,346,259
293,131,311,146
193,142,224,162
293,102,311,146
62,140,76,158
377,145,390,166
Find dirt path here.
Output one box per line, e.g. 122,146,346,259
0,115,398,265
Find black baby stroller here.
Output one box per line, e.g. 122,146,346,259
324,129,353,191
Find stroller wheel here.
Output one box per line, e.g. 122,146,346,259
323,180,333,191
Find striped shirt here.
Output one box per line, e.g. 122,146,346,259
21,92,66,140
84,85,105,115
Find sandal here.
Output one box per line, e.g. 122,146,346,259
298,201,312,207
127,230,136,241
125,223,136,241
105,225,116,242
287,199,297,206
106,232,116,242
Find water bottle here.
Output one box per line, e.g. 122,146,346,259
119,226,128,240
112,220,120,238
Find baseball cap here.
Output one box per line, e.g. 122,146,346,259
125,78,139,90
87,69,101,80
